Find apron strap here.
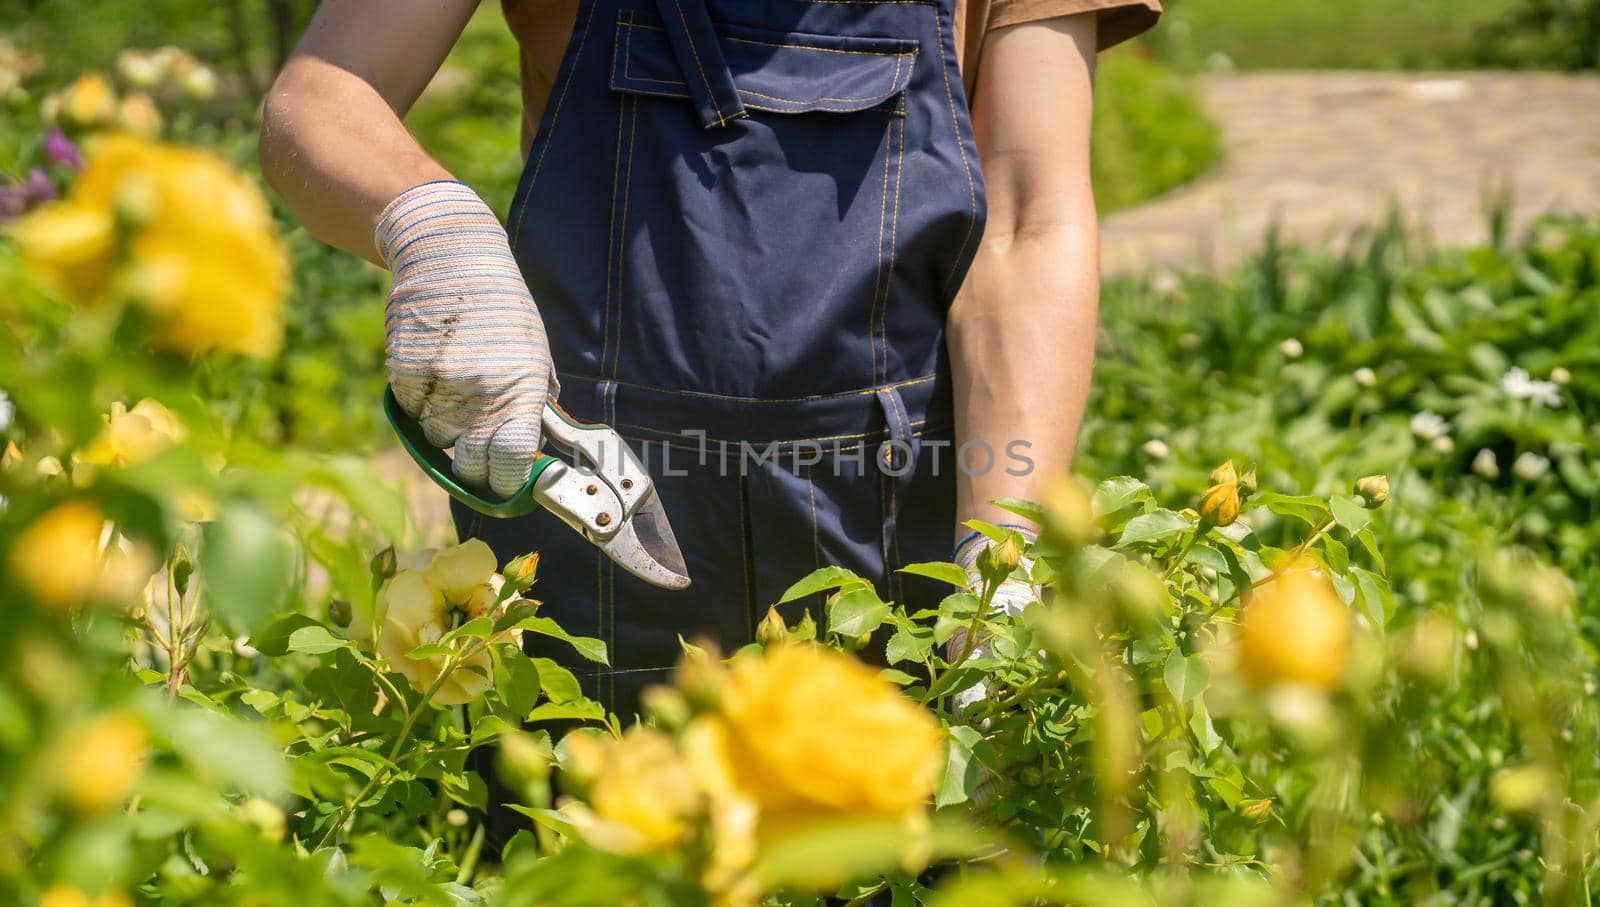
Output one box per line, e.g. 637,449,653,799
655,0,747,129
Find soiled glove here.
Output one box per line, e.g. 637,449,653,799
377,180,558,497
947,526,1039,716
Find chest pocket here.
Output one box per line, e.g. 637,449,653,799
610,12,918,118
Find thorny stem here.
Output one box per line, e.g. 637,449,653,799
921,573,1001,707
1252,514,1334,589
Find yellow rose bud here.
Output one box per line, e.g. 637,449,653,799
975,532,1022,585
116,92,163,137
61,711,146,813
504,551,540,591
1354,474,1390,509
426,538,499,603
1239,798,1274,823
578,727,701,853
1239,568,1351,691
755,606,789,647
1199,461,1241,527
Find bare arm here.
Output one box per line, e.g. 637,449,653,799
949,15,1101,534
259,0,478,263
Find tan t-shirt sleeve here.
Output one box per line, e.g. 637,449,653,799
988,0,1161,50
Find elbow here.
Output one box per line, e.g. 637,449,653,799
257,88,293,197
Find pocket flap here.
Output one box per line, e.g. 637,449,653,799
611,14,919,115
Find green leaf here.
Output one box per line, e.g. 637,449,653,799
885,623,934,665
527,701,605,724
828,587,891,638
437,616,494,647
288,625,350,655
990,497,1045,526
201,502,294,636
494,648,543,719
777,566,870,603
936,725,988,807
960,519,1012,544
530,658,583,704
1354,527,1386,571
1329,495,1372,535
897,561,972,589
1255,493,1330,529
1093,476,1148,516
1116,510,1190,547
1163,652,1209,703
1321,534,1350,575
513,616,608,664
252,613,324,657
1352,566,1395,632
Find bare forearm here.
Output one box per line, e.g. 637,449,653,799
261,62,450,263
950,220,1099,530
257,0,477,264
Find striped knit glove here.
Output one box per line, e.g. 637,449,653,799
376,181,558,498
947,526,1039,715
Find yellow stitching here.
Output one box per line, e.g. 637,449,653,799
881,109,905,378
622,21,687,85
870,110,892,383
671,0,727,125
603,46,625,390
932,5,978,294
616,417,934,446
612,94,639,379
558,373,937,404
737,474,753,635
511,0,595,245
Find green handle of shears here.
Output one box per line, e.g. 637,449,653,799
382,386,559,518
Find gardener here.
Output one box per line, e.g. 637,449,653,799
261,0,1156,714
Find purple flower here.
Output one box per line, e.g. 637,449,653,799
43,129,84,170
22,168,57,204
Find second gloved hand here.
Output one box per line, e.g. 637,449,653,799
376,180,558,497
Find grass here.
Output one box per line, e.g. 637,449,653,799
1152,0,1516,70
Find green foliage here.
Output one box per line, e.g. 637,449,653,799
1471,0,1600,70
1091,50,1221,213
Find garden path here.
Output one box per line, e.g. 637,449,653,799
1101,71,1600,276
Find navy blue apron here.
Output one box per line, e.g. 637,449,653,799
460,0,987,718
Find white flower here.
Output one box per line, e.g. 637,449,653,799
1472,449,1500,479
1464,628,1480,651
1279,338,1303,359
1501,367,1562,409
1551,367,1571,386
1512,452,1550,482
1150,271,1181,298
1410,411,1450,442
1142,439,1170,459
1353,367,1376,388
0,389,12,433
1431,436,1455,455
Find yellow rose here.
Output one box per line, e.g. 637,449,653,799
1239,568,1351,690
10,500,155,608
426,538,498,603
77,398,186,469
374,569,493,706
61,72,117,127
61,711,146,813
38,887,133,907
1199,459,1241,526
695,645,942,838
116,92,163,137
565,727,702,855
11,135,288,358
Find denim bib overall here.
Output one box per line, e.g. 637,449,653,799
461,0,988,715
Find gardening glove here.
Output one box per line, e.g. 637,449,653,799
946,526,1040,716
376,180,558,498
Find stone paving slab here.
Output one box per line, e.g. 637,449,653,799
1101,72,1600,277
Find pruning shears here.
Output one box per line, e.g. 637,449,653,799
384,387,691,590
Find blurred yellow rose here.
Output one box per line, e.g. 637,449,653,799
38,887,133,907
10,134,287,358
59,72,117,127
61,711,146,813
10,500,155,608
374,568,493,706
116,92,163,137
565,727,702,855
1239,568,1351,690
77,398,186,469
692,644,941,839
